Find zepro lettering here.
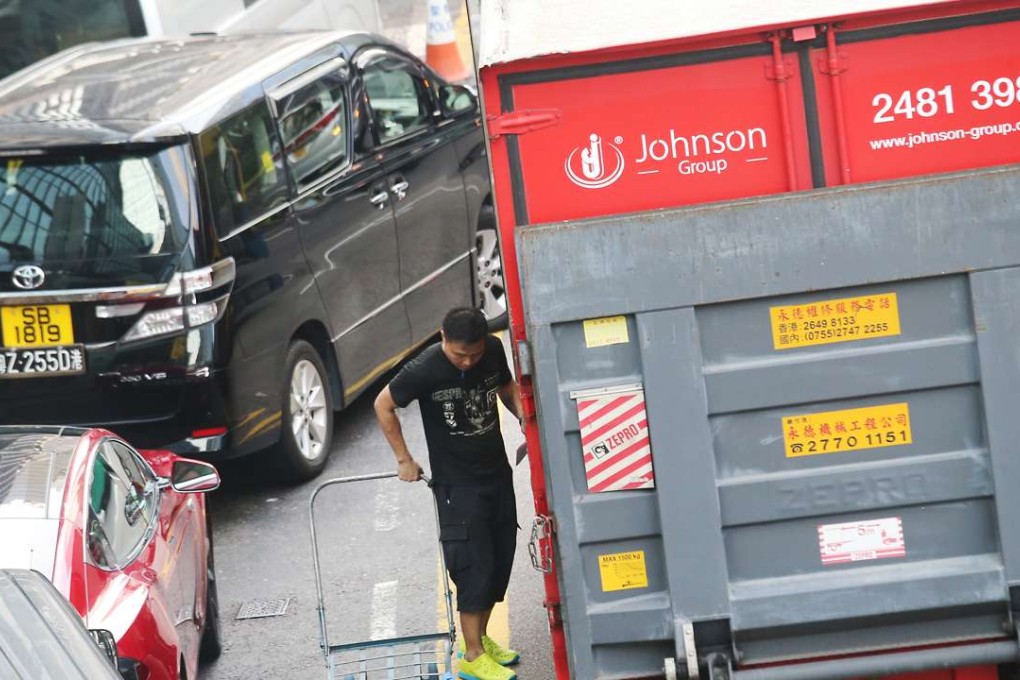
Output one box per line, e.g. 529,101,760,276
564,126,769,189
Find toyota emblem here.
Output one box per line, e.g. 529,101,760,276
12,265,45,290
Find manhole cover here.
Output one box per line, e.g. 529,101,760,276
236,597,291,620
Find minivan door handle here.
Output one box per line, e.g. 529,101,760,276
369,185,390,210
389,176,409,201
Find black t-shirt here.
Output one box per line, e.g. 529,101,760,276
389,335,512,484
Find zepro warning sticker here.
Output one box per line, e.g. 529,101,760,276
598,550,648,591
583,316,629,348
783,403,912,458
818,517,905,566
770,293,900,350
574,385,654,492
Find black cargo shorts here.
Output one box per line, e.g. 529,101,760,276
434,473,517,612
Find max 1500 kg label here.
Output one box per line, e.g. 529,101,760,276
598,550,648,592
770,293,901,350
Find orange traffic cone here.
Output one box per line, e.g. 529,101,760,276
426,0,470,82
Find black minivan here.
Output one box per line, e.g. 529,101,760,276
0,32,503,479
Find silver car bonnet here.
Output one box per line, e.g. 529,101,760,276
0,518,59,578
0,428,82,578
0,428,79,520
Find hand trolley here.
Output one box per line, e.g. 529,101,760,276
309,472,456,680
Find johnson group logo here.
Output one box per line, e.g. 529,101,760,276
562,125,771,189
564,133,625,189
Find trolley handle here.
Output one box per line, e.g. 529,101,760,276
308,470,443,662
309,470,431,507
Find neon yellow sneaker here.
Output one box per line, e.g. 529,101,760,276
482,635,521,666
458,636,521,667
457,652,517,680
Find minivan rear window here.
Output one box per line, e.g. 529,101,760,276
0,146,190,264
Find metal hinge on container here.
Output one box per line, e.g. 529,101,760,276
515,340,533,377
486,109,562,139
683,623,700,680
545,599,562,628
528,514,555,573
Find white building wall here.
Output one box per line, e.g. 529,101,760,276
477,0,958,67
139,0,381,37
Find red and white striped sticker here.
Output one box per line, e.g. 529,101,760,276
818,517,906,566
574,385,654,492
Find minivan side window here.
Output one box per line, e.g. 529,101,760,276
362,56,432,143
438,82,478,116
275,70,350,189
198,102,289,237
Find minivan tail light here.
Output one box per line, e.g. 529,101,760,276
126,307,185,339
161,259,234,297
122,299,224,343
96,302,145,318
186,300,219,326
121,258,234,343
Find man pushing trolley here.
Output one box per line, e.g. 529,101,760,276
375,308,524,680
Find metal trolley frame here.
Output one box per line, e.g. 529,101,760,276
309,472,456,680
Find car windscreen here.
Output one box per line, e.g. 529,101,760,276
0,146,191,264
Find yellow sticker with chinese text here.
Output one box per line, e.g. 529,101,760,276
583,316,629,348
783,403,912,458
770,293,900,350
598,550,648,592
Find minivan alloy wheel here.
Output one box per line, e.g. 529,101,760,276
275,340,334,482
475,226,508,327
290,359,328,461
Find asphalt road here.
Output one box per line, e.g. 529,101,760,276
201,335,555,679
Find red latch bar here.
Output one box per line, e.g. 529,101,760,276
824,24,853,185
486,109,562,139
769,33,799,191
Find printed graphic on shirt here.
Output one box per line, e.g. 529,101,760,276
431,375,501,437
443,401,456,428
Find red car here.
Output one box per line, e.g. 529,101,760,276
0,425,221,680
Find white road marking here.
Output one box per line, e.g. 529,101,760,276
373,487,400,532
370,580,398,640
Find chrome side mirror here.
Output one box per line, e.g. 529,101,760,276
170,459,221,493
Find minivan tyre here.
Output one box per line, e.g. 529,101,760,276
276,340,334,482
475,204,509,331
